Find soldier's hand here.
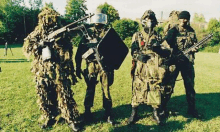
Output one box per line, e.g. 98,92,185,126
191,47,199,53
76,68,82,79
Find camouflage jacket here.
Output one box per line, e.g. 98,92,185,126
75,26,107,68
131,30,161,56
23,24,77,84
163,24,197,63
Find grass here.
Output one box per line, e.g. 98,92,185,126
0,44,220,132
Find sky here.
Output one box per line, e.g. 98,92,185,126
41,0,220,22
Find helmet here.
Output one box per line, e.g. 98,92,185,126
91,8,107,25
141,10,158,28
38,7,60,25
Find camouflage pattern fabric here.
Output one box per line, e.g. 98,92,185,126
164,10,180,35
163,24,198,110
23,7,79,124
83,62,113,109
131,30,173,108
75,26,113,110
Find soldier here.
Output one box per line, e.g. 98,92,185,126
23,7,80,131
163,11,200,118
128,10,172,125
75,8,114,124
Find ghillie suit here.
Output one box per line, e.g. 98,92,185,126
164,10,180,35
23,7,79,131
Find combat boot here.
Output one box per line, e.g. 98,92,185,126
68,122,80,132
152,108,162,125
83,107,93,122
127,106,138,124
40,117,56,129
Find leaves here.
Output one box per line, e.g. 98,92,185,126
65,0,87,20
112,18,139,40
97,2,120,27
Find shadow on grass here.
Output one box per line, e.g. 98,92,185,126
0,59,30,63
82,93,220,131
112,120,186,132
167,93,220,121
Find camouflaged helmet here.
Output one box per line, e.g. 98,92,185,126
141,10,158,24
38,7,60,25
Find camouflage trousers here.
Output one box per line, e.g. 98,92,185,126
35,62,79,124
83,61,114,110
131,59,174,109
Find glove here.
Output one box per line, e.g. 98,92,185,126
76,67,82,79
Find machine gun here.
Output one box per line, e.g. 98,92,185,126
164,33,213,65
177,33,213,59
45,13,94,42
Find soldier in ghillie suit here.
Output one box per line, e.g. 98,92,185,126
128,10,174,125
164,10,180,35
75,9,115,125
23,7,80,131
163,11,200,118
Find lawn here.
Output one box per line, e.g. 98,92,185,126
0,44,220,132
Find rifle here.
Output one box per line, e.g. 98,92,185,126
82,47,104,71
45,13,94,42
165,33,213,65
177,33,213,59
182,33,213,55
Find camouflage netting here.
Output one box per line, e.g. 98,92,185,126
38,7,60,25
23,7,79,124
164,10,180,35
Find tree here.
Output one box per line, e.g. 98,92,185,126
112,18,139,48
97,2,120,27
193,13,206,23
65,0,87,20
206,18,220,46
0,0,43,43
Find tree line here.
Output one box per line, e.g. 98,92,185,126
0,0,219,52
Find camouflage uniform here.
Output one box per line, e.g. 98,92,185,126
163,10,180,35
75,26,114,122
163,11,199,117
23,7,79,130
128,10,173,125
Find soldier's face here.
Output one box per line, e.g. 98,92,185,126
142,18,153,28
179,18,188,27
43,16,55,26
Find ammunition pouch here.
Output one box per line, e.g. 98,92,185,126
147,90,161,106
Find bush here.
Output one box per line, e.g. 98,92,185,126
123,37,132,48
112,18,139,40
71,35,81,47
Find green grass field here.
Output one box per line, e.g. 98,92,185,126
0,45,220,132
